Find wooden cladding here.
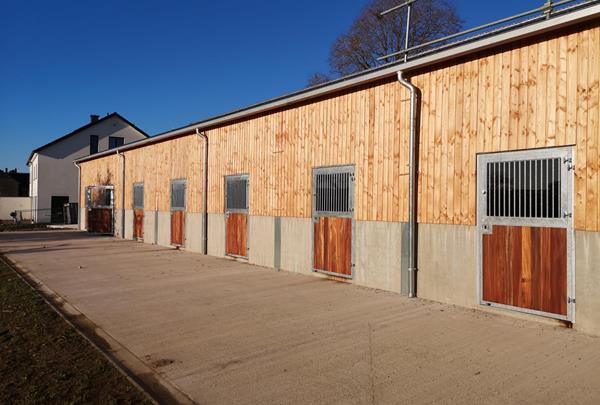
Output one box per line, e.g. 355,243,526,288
79,136,203,212
80,22,600,231
313,217,352,277
482,225,567,316
171,211,185,246
226,213,247,257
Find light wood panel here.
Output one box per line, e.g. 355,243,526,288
81,22,600,231
80,135,204,213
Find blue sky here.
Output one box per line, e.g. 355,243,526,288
0,0,543,171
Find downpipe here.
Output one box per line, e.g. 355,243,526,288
196,128,209,255
397,71,419,298
73,161,81,229
117,150,126,239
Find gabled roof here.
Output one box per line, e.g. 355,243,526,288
27,112,149,165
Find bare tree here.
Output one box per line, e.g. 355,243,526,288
307,72,332,87
309,0,462,82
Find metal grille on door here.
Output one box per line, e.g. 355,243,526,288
477,147,574,321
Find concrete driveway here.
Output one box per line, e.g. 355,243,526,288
1,231,599,404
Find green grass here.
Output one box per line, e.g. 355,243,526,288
0,258,151,404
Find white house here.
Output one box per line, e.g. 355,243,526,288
27,113,148,223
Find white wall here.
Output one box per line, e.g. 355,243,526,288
31,115,146,222
0,197,32,220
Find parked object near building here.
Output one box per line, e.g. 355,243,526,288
75,3,600,335
27,113,148,224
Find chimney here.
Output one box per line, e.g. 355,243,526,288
90,114,100,123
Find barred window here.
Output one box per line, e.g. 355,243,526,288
171,180,186,210
226,176,248,211
133,183,144,209
486,158,561,219
314,168,353,215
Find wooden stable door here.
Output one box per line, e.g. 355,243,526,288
312,166,354,278
133,209,144,239
482,225,567,316
171,211,185,246
478,148,573,320
226,213,247,257
313,217,352,277
87,208,113,234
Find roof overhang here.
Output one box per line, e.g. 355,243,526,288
75,3,600,164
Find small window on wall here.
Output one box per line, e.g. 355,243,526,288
314,168,354,215
171,180,186,211
90,135,99,154
225,175,249,212
133,183,144,209
109,137,124,149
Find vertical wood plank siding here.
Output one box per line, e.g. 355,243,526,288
79,135,203,212
80,23,600,231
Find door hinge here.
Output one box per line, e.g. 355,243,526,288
563,211,573,218
568,297,576,304
564,157,575,171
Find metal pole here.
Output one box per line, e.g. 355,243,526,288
404,2,412,62
379,0,416,17
544,0,554,18
397,71,418,297
117,150,125,238
196,128,209,255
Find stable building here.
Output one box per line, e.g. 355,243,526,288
75,4,600,336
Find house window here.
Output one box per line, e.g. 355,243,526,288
90,135,99,154
109,137,124,149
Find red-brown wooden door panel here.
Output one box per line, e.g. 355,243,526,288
171,211,185,246
313,217,352,277
226,213,247,257
87,208,113,234
133,209,144,239
482,225,567,316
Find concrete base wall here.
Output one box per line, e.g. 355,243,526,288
575,231,600,336
156,211,171,247
417,224,478,308
185,213,204,253
207,213,225,257
143,211,157,244
79,207,86,230
113,209,124,238
279,217,312,275
124,210,133,240
249,216,275,268
355,221,404,294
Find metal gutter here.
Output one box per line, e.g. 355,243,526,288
195,128,209,255
117,150,126,238
74,3,600,164
397,71,418,298
73,161,81,228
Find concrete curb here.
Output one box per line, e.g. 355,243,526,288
0,254,196,405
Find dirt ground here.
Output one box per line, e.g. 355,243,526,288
0,257,150,404
1,230,600,404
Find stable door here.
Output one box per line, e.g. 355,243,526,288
312,166,354,278
478,147,574,321
225,175,249,258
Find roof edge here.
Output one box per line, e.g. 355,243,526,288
75,3,600,164
27,112,149,165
